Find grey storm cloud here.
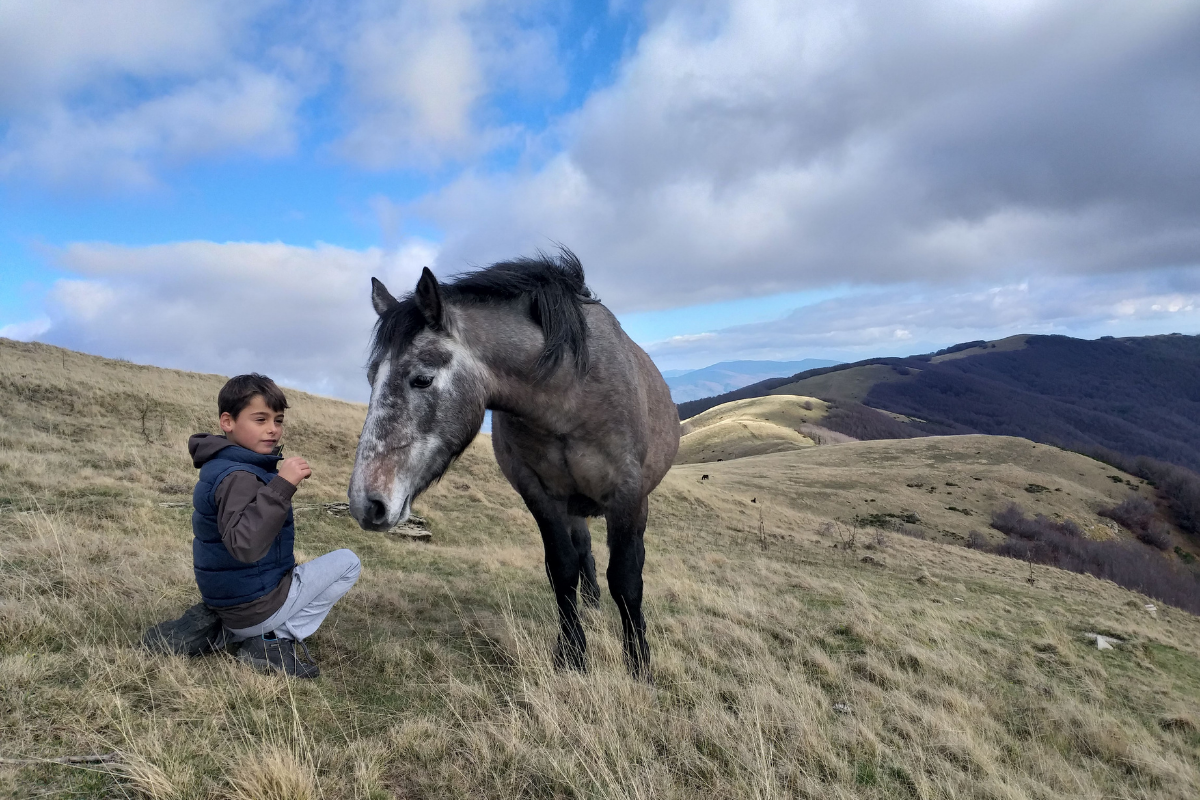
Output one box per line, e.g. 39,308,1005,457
418,0,1200,312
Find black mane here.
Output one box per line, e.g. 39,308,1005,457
371,247,597,379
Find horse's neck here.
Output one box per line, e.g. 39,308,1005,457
457,302,578,432
456,303,578,434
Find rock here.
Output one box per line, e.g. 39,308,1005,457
860,555,885,567
1144,604,1158,616
323,502,351,517
832,702,851,715
389,514,432,540
393,529,432,540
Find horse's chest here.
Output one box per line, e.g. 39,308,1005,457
525,439,616,500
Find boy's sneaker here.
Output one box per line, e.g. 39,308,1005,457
142,602,229,656
236,636,321,680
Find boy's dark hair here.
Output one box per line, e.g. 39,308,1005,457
218,374,289,419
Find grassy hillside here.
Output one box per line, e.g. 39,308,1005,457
679,333,1200,473
769,364,913,403
3,338,1200,799
677,434,1157,545
675,396,827,464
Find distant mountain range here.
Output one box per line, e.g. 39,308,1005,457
676,333,1200,472
661,359,842,402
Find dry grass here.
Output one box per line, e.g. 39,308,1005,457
676,434,1153,544
676,396,825,465
3,338,1200,798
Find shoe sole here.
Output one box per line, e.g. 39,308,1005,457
235,648,320,680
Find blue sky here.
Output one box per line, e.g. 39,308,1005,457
2,0,1199,402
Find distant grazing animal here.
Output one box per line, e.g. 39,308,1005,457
347,249,680,679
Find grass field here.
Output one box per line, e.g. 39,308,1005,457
3,338,1200,799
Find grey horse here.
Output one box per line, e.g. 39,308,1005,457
347,249,679,679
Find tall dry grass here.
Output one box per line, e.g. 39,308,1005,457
3,339,1200,798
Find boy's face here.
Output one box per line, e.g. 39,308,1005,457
220,395,284,454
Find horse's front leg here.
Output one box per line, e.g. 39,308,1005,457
606,494,651,681
570,516,601,610
526,498,588,672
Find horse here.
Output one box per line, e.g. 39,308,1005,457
347,249,679,680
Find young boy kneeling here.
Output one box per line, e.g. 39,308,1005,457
188,374,360,679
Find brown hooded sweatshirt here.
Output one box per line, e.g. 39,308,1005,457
188,433,296,628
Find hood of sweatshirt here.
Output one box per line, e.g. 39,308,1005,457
188,433,235,468
188,433,285,468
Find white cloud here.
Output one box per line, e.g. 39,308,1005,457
0,0,566,184
0,0,247,112
415,0,1200,311
335,0,565,168
1,71,300,187
0,317,51,341
641,266,1200,367
40,239,438,399
0,0,299,187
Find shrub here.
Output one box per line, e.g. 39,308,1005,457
855,512,921,529
1136,526,1172,550
1085,447,1200,535
821,401,925,441
991,503,1082,540
987,504,1200,615
966,530,989,550
1100,496,1172,550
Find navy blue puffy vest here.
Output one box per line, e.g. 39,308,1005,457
192,445,295,607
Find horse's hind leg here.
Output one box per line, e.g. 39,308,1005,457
570,517,601,609
606,495,651,681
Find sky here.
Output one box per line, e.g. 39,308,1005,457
2,0,1199,403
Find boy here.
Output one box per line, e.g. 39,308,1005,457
188,373,360,679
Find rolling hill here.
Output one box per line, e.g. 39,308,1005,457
674,395,827,464
3,337,1200,798
678,333,1200,472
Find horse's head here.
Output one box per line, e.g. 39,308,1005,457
348,269,488,531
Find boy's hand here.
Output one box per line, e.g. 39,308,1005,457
278,457,312,487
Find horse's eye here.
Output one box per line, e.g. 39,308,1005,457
410,375,434,389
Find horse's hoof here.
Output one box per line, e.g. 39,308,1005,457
624,655,653,684
553,646,588,673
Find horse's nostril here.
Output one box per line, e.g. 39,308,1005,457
366,497,388,526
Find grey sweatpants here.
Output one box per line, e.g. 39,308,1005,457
226,549,361,642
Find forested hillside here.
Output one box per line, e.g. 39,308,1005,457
678,334,1200,472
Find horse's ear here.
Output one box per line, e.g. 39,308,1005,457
371,277,399,316
414,267,443,328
